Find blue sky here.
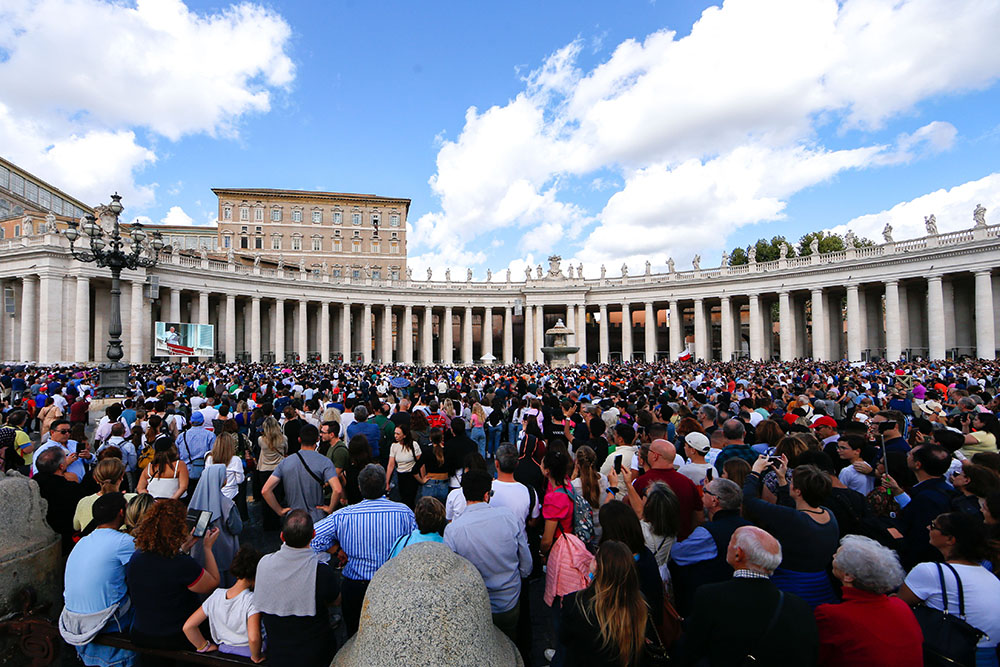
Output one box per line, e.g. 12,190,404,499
2,0,1000,278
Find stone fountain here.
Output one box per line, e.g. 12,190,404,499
541,318,579,368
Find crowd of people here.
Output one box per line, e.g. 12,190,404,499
3,355,1000,666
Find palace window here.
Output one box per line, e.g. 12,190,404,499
254,207,264,222
240,236,249,249
223,206,232,220
371,241,380,253
390,268,399,280
352,240,361,253
371,213,380,227
333,211,342,225
271,208,281,222
271,235,282,250
312,210,322,223
372,269,381,281
390,214,400,227
352,269,361,279
352,212,361,225
292,236,302,251
254,236,263,249
311,236,322,251
333,239,342,252
291,209,302,222
240,206,249,221
390,241,399,254
222,236,231,249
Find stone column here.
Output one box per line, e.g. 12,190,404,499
810,288,827,361
846,284,862,361
885,280,902,361
621,303,632,362
320,302,330,363
749,294,762,361
577,304,588,364
564,304,576,363
503,306,513,364
169,287,181,323
382,304,393,363
482,306,493,363
669,300,681,361
198,292,209,325
976,271,996,359
20,275,37,361
523,304,534,363
442,305,453,365
720,296,734,362
534,305,544,362
298,300,309,362
462,306,473,364
274,298,285,362
779,290,793,361
598,304,609,363
130,280,146,363
362,303,373,364
341,303,352,363
693,298,707,361
37,274,62,363
422,306,434,364
927,275,946,360
224,294,236,362
401,305,413,364
75,276,90,363
644,302,657,362
250,297,261,362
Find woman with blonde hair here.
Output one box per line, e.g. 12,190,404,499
557,540,653,666
254,417,286,530
470,402,487,458
73,457,136,531
123,493,156,533
206,432,245,500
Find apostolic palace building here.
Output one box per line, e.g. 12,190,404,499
0,154,998,367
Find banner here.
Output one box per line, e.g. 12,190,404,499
155,322,214,357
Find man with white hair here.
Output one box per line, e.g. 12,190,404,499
676,526,819,666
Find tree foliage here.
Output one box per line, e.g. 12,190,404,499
729,230,875,264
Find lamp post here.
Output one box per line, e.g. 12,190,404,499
64,193,164,397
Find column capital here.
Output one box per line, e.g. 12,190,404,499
884,279,899,287
975,269,992,277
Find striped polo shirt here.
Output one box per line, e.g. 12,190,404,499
310,497,416,581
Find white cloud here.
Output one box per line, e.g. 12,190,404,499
160,206,194,227
0,0,293,212
415,0,1000,269
833,173,1000,241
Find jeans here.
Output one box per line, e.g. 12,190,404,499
419,478,450,503
486,424,504,458
471,426,487,458
507,422,522,447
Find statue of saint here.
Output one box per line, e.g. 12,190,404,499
406,266,412,280
621,263,629,278
445,268,451,282
748,246,756,263
721,251,729,267
645,260,651,276
600,264,606,279
226,247,234,264
486,268,492,281
466,268,473,282
809,238,819,255
844,231,856,249
253,253,261,268
924,214,938,236
882,223,894,244
692,255,701,271
667,257,675,273
22,217,32,236
277,254,284,270
525,266,532,281
298,258,306,272
506,268,511,283
974,204,987,228
45,213,56,232
779,243,788,259
536,264,543,279
577,263,583,278
427,267,433,281
199,246,208,261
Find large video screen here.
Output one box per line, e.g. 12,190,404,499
154,322,215,357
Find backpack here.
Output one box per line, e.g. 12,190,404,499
426,413,448,430
554,486,598,552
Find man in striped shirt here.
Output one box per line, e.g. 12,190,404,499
310,463,416,637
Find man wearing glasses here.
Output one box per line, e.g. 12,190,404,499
31,419,88,482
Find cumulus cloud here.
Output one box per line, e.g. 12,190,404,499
416,0,1000,274
833,173,1000,241
0,0,293,214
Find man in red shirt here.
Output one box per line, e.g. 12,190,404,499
624,439,701,538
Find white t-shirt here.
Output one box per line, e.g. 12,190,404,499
838,465,875,495
199,405,220,425
205,454,246,499
389,442,422,473
905,562,1000,647
201,587,257,648
445,487,467,521
630,450,684,471
678,461,712,486
491,479,539,532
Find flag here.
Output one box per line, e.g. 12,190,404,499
166,342,194,356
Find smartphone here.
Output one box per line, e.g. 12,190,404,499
613,454,623,475
705,467,714,482
76,441,87,453
192,510,212,538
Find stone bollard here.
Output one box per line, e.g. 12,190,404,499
332,541,523,666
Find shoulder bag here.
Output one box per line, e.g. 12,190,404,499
912,562,985,667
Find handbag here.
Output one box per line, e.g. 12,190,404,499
644,616,671,666
912,562,985,667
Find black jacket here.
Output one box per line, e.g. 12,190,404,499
676,577,818,667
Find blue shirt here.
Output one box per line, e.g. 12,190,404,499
443,503,532,613
346,420,383,457
311,497,415,581
64,529,135,613
388,529,444,559
176,427,215,478
669,526,717,566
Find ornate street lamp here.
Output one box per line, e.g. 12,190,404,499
64,193,164,396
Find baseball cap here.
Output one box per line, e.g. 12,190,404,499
684,432,711,454
810,416,838,429
190,412,205,425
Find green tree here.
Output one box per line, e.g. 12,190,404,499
729,235,794,265
798,230,844,256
